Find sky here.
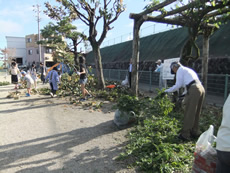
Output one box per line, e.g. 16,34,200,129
0,0,174,53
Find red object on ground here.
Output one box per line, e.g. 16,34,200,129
192,152,216,173
106,85,116,88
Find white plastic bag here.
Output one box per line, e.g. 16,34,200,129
121,75,128,86
192,125,217,173
113,109,136,128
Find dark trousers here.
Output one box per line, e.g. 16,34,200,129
50,83,57,94
129,72,131,88
41,74,45,84
216,150,230,173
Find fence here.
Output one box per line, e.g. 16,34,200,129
1,68,228,106
92,69,229,106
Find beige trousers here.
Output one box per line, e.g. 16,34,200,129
182,83,205,138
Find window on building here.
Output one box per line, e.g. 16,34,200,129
27,38,32,43
37,49,39,54
28,50,33,55
46,48,53,54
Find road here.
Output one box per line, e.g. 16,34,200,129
0,75,136,173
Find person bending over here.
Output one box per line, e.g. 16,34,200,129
164,61,205,141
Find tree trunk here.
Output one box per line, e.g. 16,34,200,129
74,52,78,67
131,18,143,96
93,46,105,89
201,30,210,92
73,40,78,67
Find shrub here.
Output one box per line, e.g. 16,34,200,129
0,81,10,86
117,95,195,172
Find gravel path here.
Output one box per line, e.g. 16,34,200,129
0,76,137,173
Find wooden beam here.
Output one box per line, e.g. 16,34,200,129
130,0,176,19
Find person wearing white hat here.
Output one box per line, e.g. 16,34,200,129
21,71,34,97
155,59,166,89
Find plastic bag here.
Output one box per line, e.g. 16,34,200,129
113,109,136,128
192,125,217,173
121,75,128,86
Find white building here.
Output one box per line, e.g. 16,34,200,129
6,36,26,65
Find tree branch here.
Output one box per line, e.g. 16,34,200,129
204,7,230,19
130,0,176,19
69,0,90,25
145,15,186,26
155,0,209,18
98,0,124,45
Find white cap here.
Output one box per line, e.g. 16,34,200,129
155,59,162,63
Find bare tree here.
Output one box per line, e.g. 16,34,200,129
0,48,16,69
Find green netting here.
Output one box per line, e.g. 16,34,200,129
209,21,230,56
139,27,188,61
86,22,230,64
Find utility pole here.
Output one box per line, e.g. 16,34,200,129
33,4,42,64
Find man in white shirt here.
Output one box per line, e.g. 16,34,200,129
165,61,205,140
216,95,230,172
155,59,166,89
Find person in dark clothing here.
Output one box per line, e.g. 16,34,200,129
128,58,132,88
78,56,92,102
40,63,47,84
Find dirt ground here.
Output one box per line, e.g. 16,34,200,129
0,75,137,173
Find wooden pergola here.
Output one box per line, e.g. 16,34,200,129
129,0,230,95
